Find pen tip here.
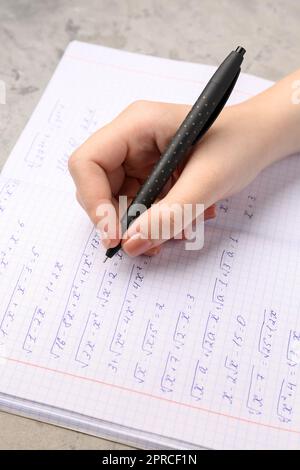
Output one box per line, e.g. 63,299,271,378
236,46,246,56
103,257,108,263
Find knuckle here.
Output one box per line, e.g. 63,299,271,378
68,149,82,174
126,99,159,116
128,99,149,111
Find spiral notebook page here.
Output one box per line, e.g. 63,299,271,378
0,42,300,450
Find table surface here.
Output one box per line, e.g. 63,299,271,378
0,0,299,450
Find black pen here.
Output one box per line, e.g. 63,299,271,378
104,46,246,261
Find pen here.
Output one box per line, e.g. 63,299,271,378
104,46,246,261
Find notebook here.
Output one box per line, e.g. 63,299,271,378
0,41,299,450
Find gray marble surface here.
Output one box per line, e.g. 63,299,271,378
0,0,299,450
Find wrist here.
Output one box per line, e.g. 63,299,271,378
246,70,300,167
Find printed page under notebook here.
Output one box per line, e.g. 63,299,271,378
0,149,300,449
1,41,273,192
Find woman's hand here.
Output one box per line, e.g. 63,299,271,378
69,70,300,257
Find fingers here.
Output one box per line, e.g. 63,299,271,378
68,129,126,247
68,129,126,221
69,101,187,248
121,192,214,257
144,246,162,257
123,204,216,256
68,102,146,246
121,147,221,257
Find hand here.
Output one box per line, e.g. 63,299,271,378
69,73,299,257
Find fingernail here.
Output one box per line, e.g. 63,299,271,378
204,205,217,220
123,233,153,257
145,246,161,257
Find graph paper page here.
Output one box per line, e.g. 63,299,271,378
0,42,300,450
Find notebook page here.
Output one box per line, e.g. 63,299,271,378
1,41,273,192
0,150,300,449
1,42,300,450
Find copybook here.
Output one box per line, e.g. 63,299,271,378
0,41,299,450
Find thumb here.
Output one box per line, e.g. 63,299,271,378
122,194,207,257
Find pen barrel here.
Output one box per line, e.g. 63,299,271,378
127,81,224,209
121,48,245,232
122,81,229,232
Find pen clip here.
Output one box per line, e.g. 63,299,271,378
192,69,241,145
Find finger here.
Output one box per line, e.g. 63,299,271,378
69,105,146,247
69,100,190,209
69,140,125,226
204,204,217,220
69,101,191,249
143,246,162,257
96,197,122,248
76,190,86,211
68,101,166,244
121,201,202,257
121,156,220,257
179,204,216,240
